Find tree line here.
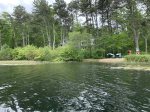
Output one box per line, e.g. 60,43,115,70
0,0,150,57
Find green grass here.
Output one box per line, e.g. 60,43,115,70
125,54,150,62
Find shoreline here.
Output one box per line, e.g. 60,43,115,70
83,58,125,63
0,60,149,71
110,66,150,71
0,61,51,65
0,58,125,65
83,58,150,71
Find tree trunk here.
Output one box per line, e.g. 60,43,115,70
52,24,55,50
13,32,17,47
43,18,51,47
85,13,89,32
42,31,45,46
0,31,2,50
61,27,63,46
75,11,78,24
45,26,51,47
132,21,140,54
144,38,148,54
22,32,25,47
134,31,140,54
135,38,140,54
95,10,98,36
61,26,65,46
27,32,30,45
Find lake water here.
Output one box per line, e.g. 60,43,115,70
0,63,150,112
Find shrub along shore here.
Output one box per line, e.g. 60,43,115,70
0,45,84,62
0,44,150,64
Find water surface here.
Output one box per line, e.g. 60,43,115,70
0,63,150,112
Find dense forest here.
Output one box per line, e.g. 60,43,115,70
0,0,150,61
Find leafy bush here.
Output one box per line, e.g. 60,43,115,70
0,44,13,60
12,45,37,60
91,48,105,59
125,55,150,62
24,45,37,60
79,48,105,59
12,47,26,60
80,49,91,59
0,45,83,62
56,45,83,61
34,46,52,61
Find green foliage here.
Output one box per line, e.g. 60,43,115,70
12,45,53,61
34,46,52,61
125,55,150,62
74,48,105,59
0,44,13,60
12,47,25,60
56,45,83,62
79,49,91,59
99,32,133,53
0,0,150,58
24,45,37,60
69,31,92,48
79,48,105,59
0,45,83,62
91,48,105,59
12,45,37,60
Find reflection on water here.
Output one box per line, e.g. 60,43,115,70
0,63,149,112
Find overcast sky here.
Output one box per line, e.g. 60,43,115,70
0,0,71,14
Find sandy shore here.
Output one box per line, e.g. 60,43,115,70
83,58,150,71
0,61,50,65
111,66,150,71
83,58,125,63
0,58,125,65
110,64,150,71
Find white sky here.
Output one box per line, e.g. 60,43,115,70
0,0,72,14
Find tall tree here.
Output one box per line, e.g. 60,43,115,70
13,5,28,47
126,0,142,54
33,0,54,47
54,0,72,46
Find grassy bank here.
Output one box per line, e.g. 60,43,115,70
125,54,150,62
